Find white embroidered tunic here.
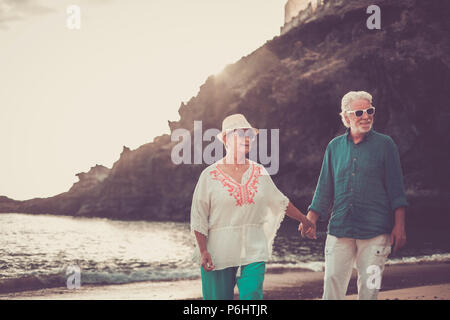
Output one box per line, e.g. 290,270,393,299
190,160,289,271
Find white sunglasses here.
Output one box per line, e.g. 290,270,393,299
346,107,375,117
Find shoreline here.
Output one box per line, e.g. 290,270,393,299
1,262,449,300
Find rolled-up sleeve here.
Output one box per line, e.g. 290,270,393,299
190,171,210,236
308,144,334,220
384,138,408,212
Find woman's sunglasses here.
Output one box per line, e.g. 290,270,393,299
226,129,257,140
346,107,375,117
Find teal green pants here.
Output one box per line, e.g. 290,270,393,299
200,261,266,300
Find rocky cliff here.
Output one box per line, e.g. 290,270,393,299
1,0,449,232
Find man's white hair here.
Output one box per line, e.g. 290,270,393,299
339,91,373,128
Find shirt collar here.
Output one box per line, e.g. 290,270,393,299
346,128,374,144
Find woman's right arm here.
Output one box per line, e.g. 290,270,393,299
194,231,215,272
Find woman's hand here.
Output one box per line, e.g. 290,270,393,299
201,251,215,272
194,231,215,271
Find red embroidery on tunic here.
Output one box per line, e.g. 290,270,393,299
247,166,261,204
210,164,262,206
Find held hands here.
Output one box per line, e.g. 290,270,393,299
298,216,317,239
285,202,317,240
298,211,318,239
200,250,215,272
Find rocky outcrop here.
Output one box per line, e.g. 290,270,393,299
0,196,21,212
282,0,331,34
285,0,310,24
70,164,110,193
284,0,322,25
1,0,449,231
0,164,111,216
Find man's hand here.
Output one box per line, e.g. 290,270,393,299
201,251,215,272
298,210,319,239
390,224,406,253
391,207,407,253
299,218,317,239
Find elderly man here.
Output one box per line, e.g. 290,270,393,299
300,91,408,300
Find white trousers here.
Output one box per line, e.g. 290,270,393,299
322,233,391,300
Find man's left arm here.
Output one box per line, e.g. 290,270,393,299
391,206,407,253
384,138,408,252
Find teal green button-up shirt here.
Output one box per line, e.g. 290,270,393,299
308,129,408,239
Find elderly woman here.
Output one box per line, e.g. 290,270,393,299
190,113,313,300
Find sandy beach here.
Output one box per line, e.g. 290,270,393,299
1,262,449,300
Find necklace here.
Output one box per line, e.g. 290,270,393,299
224,164,244,172
223,158,247,171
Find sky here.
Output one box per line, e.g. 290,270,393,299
0,0,287,200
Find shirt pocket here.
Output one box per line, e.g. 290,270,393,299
359,162,381,179
360,163,384,198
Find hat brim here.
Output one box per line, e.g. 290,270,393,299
217,127,259,143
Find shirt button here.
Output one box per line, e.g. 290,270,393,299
353,158,356,161
352,173,355,176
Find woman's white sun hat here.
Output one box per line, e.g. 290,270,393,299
217,114,259,143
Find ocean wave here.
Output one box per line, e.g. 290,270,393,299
267,253,450,273
0,267,200,294
80,268,199,285
386,253,450,265
267,261,325,272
